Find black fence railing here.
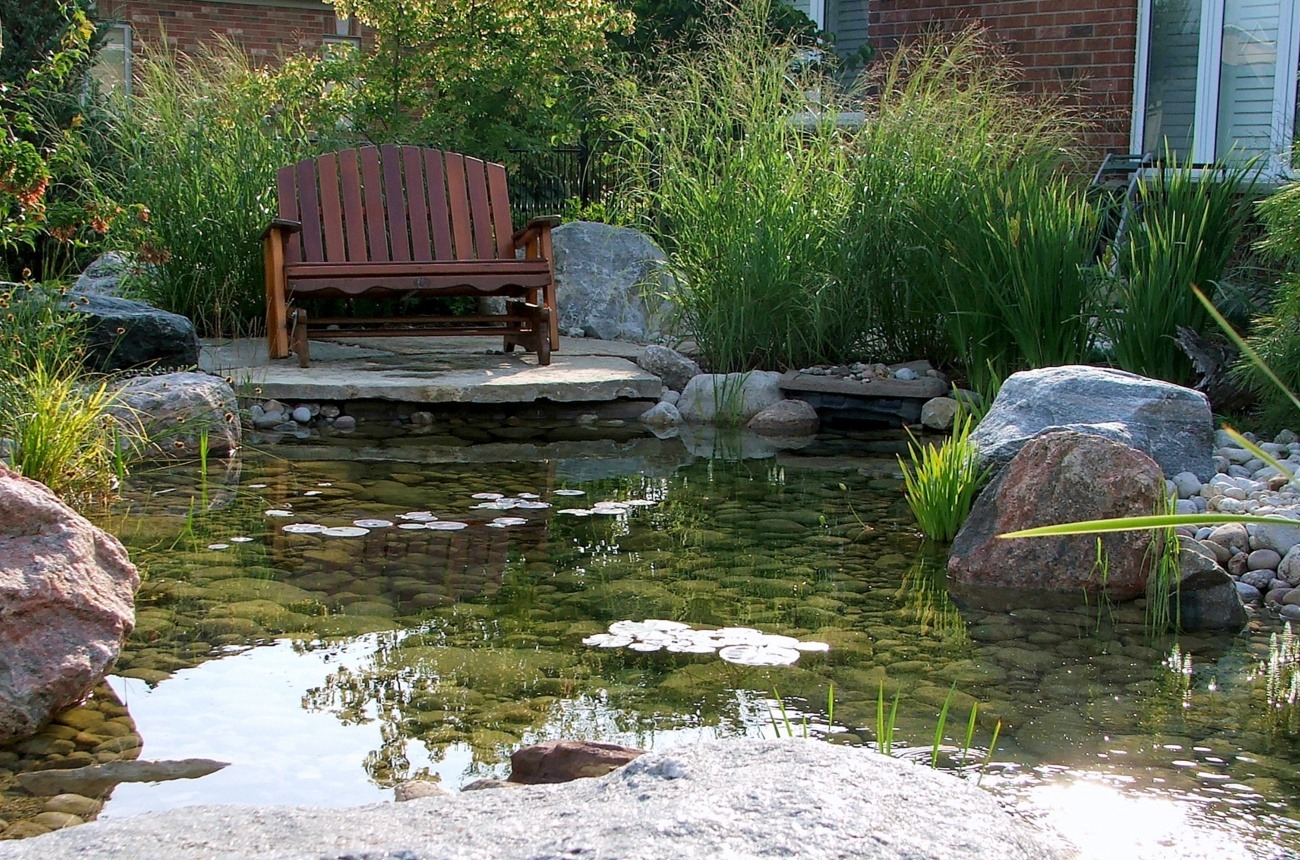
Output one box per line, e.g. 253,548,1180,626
507,145,613,226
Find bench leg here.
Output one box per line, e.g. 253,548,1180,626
264,236,290,359
292,307,311,368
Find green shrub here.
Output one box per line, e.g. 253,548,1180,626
101,39,323,335
1241,180,1300,429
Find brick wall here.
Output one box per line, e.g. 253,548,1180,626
868,1,1139,160
96,0,357,62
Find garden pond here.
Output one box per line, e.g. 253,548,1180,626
10,427,1300,858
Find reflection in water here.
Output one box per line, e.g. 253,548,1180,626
81,448,1300,858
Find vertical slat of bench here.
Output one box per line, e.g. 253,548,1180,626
295,160,324,263
339,149,367,263
360,146,388,262
317,153,346,263
486,162,513,259
444,152,474,259
403,147,433,262
424,150,454,260
464,157,495,260
277,165,301,262
381,145,410,261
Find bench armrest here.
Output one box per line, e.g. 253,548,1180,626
512,215,561,248
261,218,302,241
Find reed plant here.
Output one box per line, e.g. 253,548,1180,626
1103,155,1259,384
1,361,129,506
611,0,854,371
837,30,1085,377
101,39,324,336
898,411,990,542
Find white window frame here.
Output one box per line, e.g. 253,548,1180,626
809,0,827,30
92,22,133,97
1131,0,1300,175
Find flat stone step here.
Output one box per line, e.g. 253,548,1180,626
201,336,661,405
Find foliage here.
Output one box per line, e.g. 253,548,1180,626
324,0,631,159
608,0,855,371
100,39,324,335
0,283,134,507
0,0,116,273
837,30,1083,382
898,411,989,542
1240,180,1300,429
611,0,820,54
920,170,1099,391
1102,154,1259,384
609,9,1085,376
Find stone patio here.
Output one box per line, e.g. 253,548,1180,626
200,336,662,405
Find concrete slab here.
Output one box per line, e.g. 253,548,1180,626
200,336,661,405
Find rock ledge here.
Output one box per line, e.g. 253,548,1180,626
0,740,1071,860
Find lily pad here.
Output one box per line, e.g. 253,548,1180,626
264,509,294,518
353,519,394,528
322,526,370,538
471,492,504,500
554,489,585,496
282,523,327,534
718,644,801,667
426,521,468,531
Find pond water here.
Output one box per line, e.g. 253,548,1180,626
67,432,1300,856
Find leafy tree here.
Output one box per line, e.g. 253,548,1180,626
0,0,109,266
612,0,818,55
324,0,632,158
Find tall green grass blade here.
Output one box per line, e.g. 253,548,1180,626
1195,285,1300,415
962,702,979,764
1001,513,1300,538
932,683,956,767
978,720,1002,786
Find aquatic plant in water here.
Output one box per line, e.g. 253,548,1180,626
898,411,989,542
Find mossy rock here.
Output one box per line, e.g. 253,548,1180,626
201,578,318,605
584,579,685,621
308,615,401,637
194,617,266,639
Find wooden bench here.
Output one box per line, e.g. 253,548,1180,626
262,145,559,366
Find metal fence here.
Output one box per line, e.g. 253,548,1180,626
507,145,611,225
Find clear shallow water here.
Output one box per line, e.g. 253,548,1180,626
74,436,1300,856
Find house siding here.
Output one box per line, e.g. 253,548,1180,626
829,0,870,61
868,1,1139,159
95,0,354,62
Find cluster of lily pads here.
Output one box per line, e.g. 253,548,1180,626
582,620,830,666
239,486,661,544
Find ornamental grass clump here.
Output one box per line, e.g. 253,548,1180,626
1104,154,1259,385
898,411,989,542
0,284,136,507
101,38,323,336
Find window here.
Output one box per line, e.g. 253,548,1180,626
1134,0,1300,173
91,23,131,96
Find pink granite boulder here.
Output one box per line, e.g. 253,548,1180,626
0,463,139,742
948,430,1164,600
507,740,646,785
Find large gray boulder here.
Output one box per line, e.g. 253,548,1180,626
0,463,138,743
0,740,1071,860
636,344,700,392
677,371,784,426
72,252,137,297
553,221,675,342
109,372,240,458
64,293,199,372
972,366,1215,480
949,430,1165,600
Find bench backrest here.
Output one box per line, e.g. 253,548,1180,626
276,145,517,266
